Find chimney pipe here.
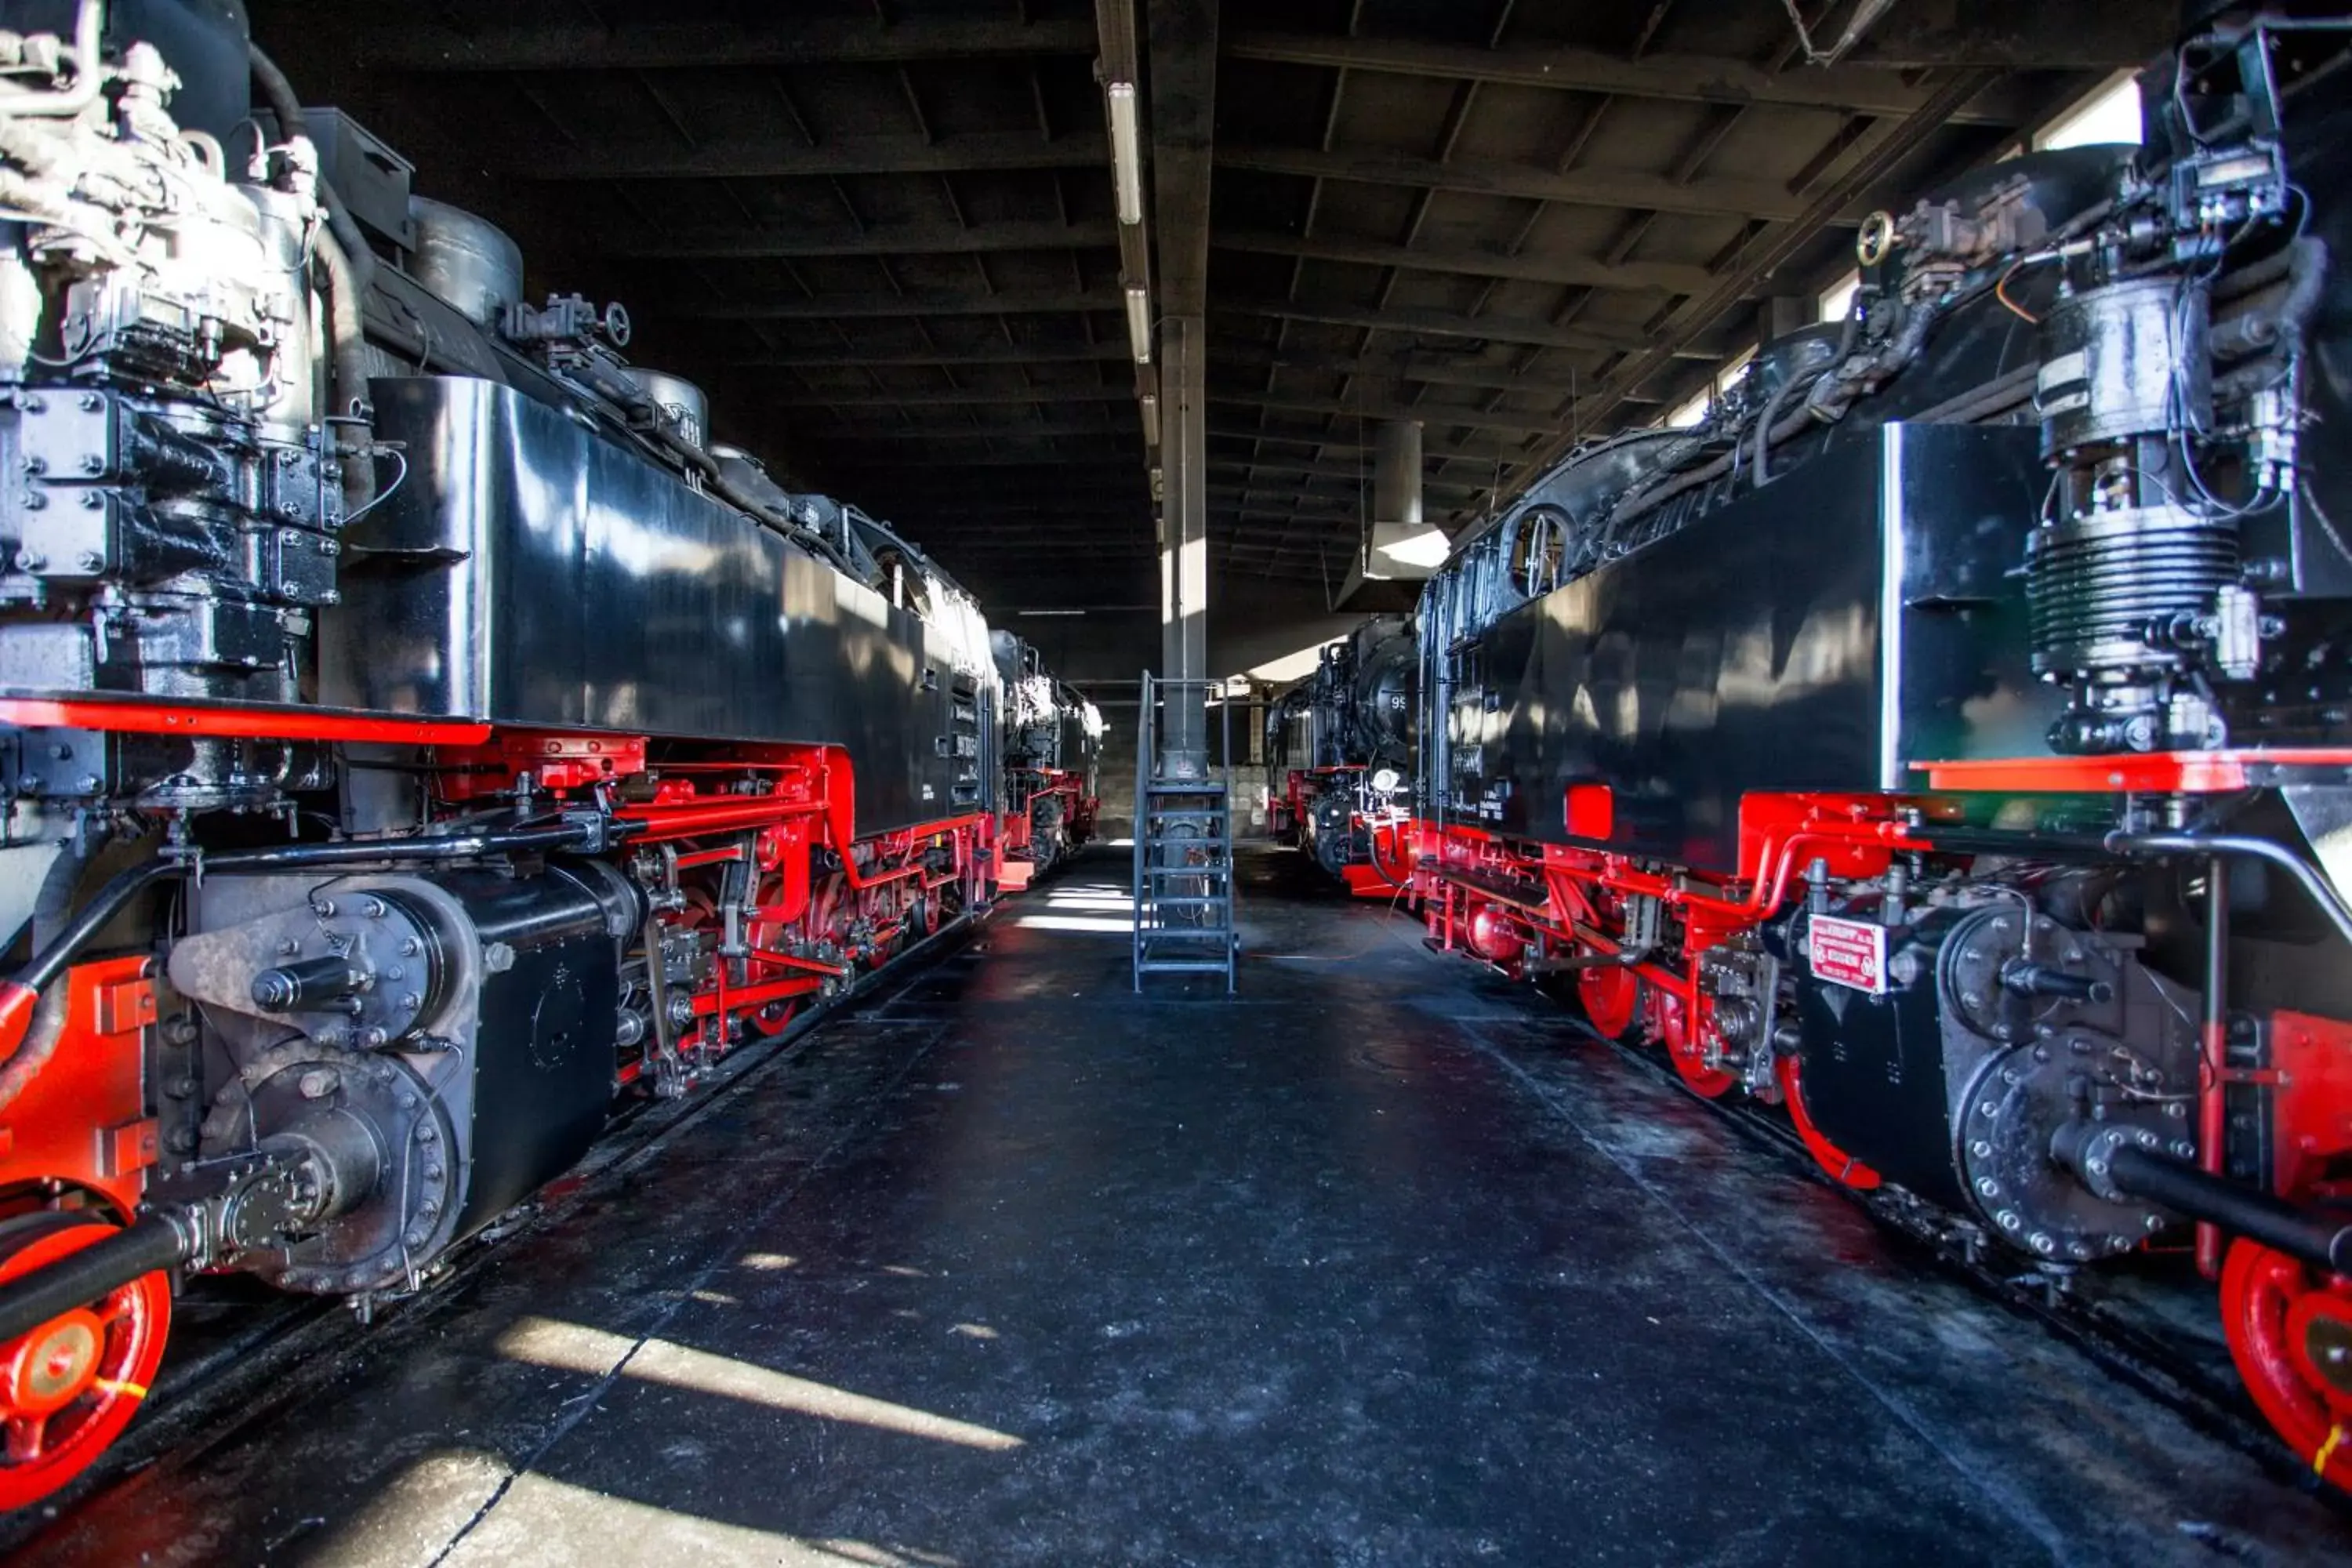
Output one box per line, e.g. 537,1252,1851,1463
1373,419,1423,534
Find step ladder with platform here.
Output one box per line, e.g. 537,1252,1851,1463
1130,672,1238,992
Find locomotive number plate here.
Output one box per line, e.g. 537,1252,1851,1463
1808,916,1889,996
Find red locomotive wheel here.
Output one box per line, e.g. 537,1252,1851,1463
2223,1236,2352,1490
1576,964,1641,1040
1654,993,1737,1099
742,876,804,1039
1775,1056,1882,1189
0,1214,172,1511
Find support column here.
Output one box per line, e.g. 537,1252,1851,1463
1146,0,1215,782
1159,312,1208,777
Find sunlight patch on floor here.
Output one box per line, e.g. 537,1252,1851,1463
497,1316,1024,1452
1015,913,1137,934
441,1468,962,1568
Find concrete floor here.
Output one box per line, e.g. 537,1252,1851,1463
12,847,2350,1566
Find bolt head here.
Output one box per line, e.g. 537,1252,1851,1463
296,1068,338,1100
1998,1210,2022,1231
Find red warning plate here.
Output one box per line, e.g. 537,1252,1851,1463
1809,915,1888,995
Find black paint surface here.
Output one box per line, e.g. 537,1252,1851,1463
12,849,2347,1566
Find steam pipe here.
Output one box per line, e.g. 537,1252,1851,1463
2104,829,2352,947
249,43,378,514
0,0,105,118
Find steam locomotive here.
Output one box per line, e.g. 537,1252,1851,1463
1320,13,2352,1489
992,631,1105,887
0,0,1090,1506
1265,615,1416,895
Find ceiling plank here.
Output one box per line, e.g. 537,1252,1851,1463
609,219,1122,261
353,16,1097,72
1210,342,1601,397
1207,423,1530,464
672,289,1120,321
521,131,1111,183
1210,390,1573,437
1219,143,1809,223
728,344,1132,369
815,417,1142,440
1222,30,2026,121
1222,297,1690,358
1208,456,1487,491
769,386,1134,409
1214,228,1711,296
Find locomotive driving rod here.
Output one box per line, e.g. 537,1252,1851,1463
2058,1139,2352,1274
0,1214,192,1347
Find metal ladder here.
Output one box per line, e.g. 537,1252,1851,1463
1131,672,1238,992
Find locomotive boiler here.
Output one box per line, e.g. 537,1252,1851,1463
1265,615,1416,895
0,0,1064,1506
1406,13,2352,1486
991,630,1103,887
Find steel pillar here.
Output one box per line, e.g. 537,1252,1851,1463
1158,312,1209,777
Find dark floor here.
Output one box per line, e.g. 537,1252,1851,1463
12,846,2350,1566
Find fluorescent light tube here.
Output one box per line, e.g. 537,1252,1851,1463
1107,82,1143,225
1125,285,1151,365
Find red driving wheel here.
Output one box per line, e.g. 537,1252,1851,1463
2222,1236,2352,1490
0,1213,172,1511
1655,991,1736,1098
741,874,802,1039
1576,964,1641,1040
1775,1056,1882,1189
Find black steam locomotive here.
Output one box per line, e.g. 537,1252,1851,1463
1265,615,1417,895
1392,11,2352,1489
992,630,1105,886
0,0,1076,1506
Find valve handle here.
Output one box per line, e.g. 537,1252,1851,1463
1857,209,1898,268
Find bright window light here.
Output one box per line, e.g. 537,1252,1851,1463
2036,72,2143,151
1246,637,1341,684
1374,524,1453,569
1819,270,1861,322
1662,346,1757,430
1665,388,1712,428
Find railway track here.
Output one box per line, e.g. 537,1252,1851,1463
0,911,985,1544
1550,1000,2351,1512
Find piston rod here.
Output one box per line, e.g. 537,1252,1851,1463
0,1214,191,1348
2077,1144,2352,1275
